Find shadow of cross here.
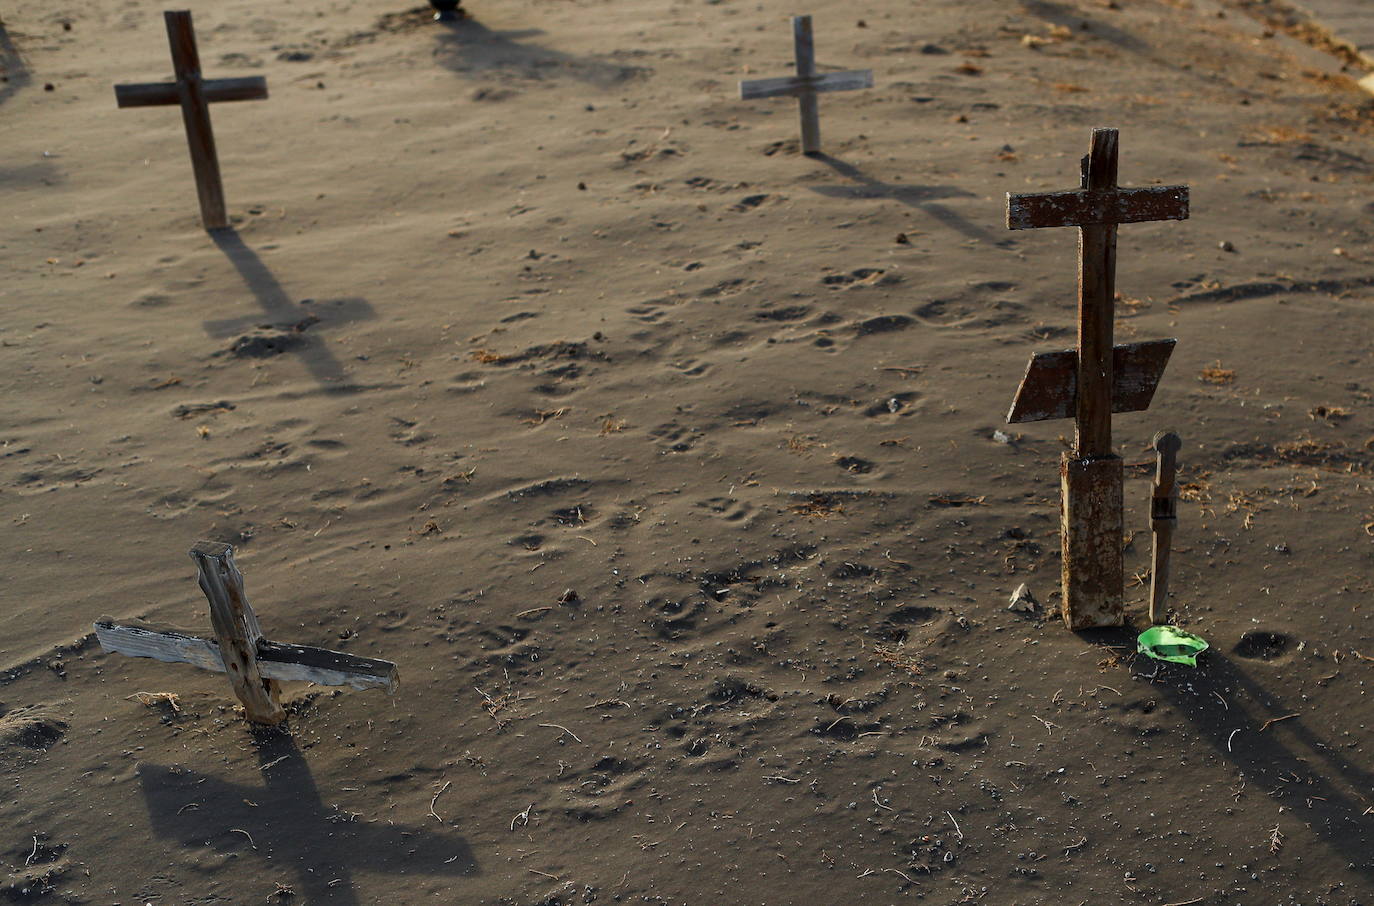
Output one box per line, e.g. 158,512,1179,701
114,11,269,231
208,229,375,393
96,541,398,725
739,15,873,155
1004,127,1189,631
138,732,479,904
1097,631,1374,887
810,154,1008,246
0,21,32,108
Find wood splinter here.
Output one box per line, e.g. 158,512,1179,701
1149,431,1182,624
95,541,398,725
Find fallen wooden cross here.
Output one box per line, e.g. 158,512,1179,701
114,10,268,230
1005,127,1189,630
96,541,397,725
739,15,873,156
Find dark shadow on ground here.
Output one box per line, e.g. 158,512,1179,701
432,16,649,88
1088,626,1374,883
809,154,1012,247
210,230,375,392
0,20,31,107
139,730,478,904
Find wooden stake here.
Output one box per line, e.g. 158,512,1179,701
190,541,285,724
114,11,268,231
793,16,821,155
1149,431,1182,624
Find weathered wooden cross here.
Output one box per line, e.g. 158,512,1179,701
96,541,397,725
114,11,268,231
1005,128,1189,630
739,15,873,156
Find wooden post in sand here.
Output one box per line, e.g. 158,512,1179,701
1149,431,1182,624
114,11,268,230
739,15,873,155
1005,128,1189,630
95,541,397,725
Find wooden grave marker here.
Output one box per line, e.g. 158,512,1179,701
1005,128,1189,630
96,541,397,725
115,10,268,231
739,15,873,156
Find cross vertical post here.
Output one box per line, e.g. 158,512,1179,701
1005,127,1189,630
164,11,227,230
1076,129,1118,458
190,541,286,724
1060,128,1125,629
793,16,821,155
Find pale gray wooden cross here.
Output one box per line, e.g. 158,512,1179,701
114,10,268,230
96,541,397,725
739,15,873,155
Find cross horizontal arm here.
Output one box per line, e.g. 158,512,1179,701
94,619,399,692
1007,185,1187,230
739,69,873,100
115,76,269,108
1007,338,1175,423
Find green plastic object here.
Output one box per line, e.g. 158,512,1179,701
1137,626,1209,666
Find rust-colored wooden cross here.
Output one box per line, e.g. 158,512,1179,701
1005,128,1189,630
114,11,268,230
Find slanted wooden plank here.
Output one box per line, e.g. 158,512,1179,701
115,75,268,108
1006,185,1188,230
94,620,399,692
96,620,225,672
738,70,874,100
190,540,285,724
1006,338,1176,424
258,641,399,691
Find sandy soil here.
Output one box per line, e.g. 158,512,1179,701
2,0,1373,902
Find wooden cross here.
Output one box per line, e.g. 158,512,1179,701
95,541,398,725
1005,128,1189,630
114,11,268,231
739,15,873,156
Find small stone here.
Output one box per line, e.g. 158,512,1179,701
992,429,1013,445
1008,583,1038,614
895,232,910,245
1218,240,1235,252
